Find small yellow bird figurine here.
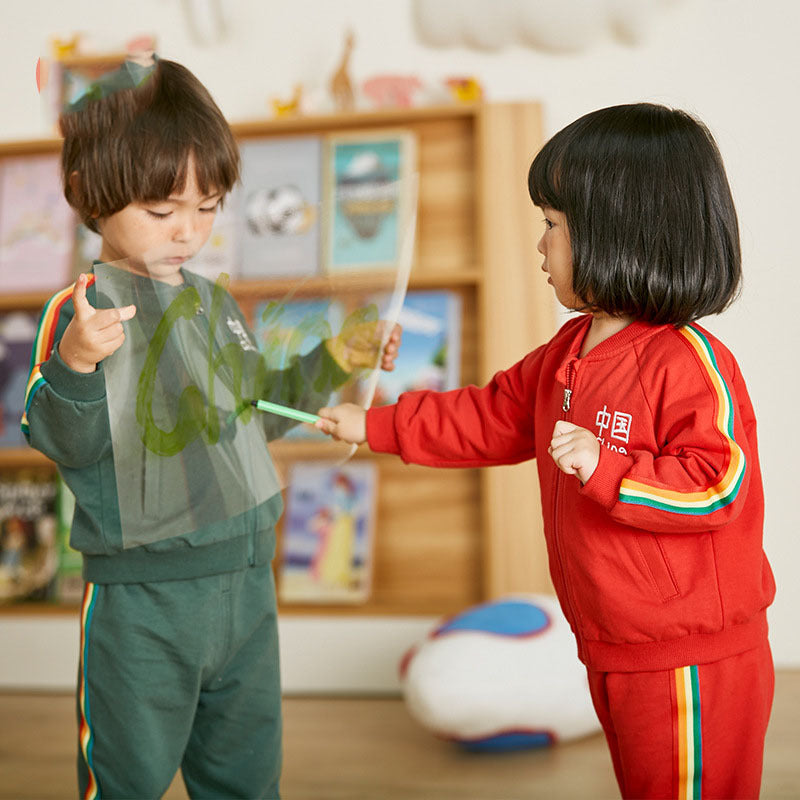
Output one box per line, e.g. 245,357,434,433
51,35,82,60
271,84,303,117
444,76,483,103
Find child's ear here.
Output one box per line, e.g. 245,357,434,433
68,170,81,196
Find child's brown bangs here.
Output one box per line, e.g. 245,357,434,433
127,121,239,204
59,57,240,229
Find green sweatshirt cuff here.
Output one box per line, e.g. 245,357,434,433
40,344,107,402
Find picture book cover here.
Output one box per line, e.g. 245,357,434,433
0,467,59,604
70,222,103,280
0,312,39,449
55,476,83,605
323,130,416,273
280,460,377,604
369,290,462,406
252,296,345,440
0,154,75,292
238,136,322,279
184,191,240,281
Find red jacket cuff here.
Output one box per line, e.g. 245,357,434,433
579,445,634,510
366,404,401,454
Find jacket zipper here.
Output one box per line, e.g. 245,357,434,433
553,360,581,652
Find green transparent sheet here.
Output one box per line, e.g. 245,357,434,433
94,183,415,549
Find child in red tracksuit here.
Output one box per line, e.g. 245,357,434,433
316,103,776,800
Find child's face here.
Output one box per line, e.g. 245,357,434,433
97,155,222,285
537,207,577,308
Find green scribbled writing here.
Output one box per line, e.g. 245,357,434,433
135,274,379,456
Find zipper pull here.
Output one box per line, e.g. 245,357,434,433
562,359,577,412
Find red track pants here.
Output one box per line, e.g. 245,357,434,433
587,640,774,799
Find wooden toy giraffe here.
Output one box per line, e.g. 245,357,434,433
329,30,355,112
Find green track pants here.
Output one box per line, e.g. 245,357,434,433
76,564,282,799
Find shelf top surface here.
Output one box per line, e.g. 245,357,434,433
0,103,486,154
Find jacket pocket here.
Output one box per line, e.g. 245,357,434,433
635,533,680,601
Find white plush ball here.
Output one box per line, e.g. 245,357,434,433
400,594,600,750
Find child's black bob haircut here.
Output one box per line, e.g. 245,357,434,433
59,58,240,233
528,103,741,327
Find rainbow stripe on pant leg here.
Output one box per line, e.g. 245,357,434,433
79,582,100,800
675,665,702,800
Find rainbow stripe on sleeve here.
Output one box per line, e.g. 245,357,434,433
618,324,745,515
20,275,96,436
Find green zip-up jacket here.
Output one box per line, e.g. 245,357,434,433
22,267,348,584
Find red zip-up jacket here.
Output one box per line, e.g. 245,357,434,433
367,315,775,672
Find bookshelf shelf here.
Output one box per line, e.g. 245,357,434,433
0,102,555,617
0,292,59,312
0,448,53,468
0,270,483,312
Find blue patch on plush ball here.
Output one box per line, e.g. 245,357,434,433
458,731,555,752
435,600,550,637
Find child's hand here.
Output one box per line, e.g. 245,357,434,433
327,320,403,372
58,273,137,374
380,323,402,371
549,421,600,484
316,403,367,445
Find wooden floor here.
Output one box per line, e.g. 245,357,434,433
0,671,798,799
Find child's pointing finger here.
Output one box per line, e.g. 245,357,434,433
71,273,93,320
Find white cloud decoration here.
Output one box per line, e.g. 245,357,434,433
412,0,680,53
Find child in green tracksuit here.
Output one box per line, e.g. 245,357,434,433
22,55,400,799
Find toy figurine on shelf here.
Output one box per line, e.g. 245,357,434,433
125,34,157,65
444,76,483,103
362,75,424,109
35,57,50,94
329,30,355,112
271,83,303,117
51,34,82,60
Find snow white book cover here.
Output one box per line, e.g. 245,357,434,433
279,460,377,604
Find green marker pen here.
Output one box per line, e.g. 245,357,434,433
251,399,321,425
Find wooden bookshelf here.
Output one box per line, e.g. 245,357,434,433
0,102,555,617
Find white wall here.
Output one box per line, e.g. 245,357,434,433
3,0,799,673
0,615,435,693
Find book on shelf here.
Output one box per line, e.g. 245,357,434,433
252,295,346,440
70,222,103,281
0,311,39,449
238,136,322,279
368,289,462,406
0,467,59,604
279,460,377,604
0,153,75,293
184,194,240,282
323,129,417,273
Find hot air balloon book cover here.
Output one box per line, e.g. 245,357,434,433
238,136,323,279
323,130,417,273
